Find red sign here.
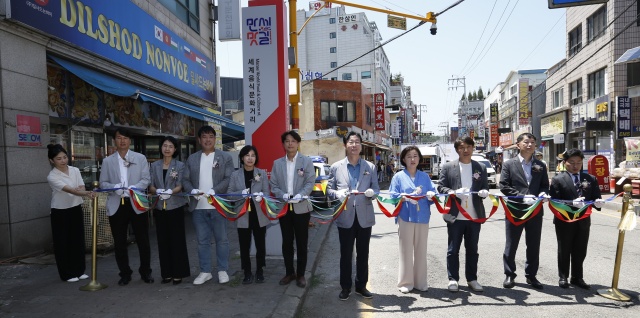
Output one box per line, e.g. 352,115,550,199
588,155,610,192
16,114,41,147
374,93,385,131
490,124,499,147
499,133,513,147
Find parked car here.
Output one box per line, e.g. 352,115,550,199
472,155,497,188
309,156,331,207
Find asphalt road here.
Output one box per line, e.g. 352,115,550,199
298,189,640,318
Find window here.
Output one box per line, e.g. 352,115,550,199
568,25,582,57
587,6,607,42
366,106,372,126
510,84,517,96
330,62,337,68
329,32,336,39
329,18,336,24
569,79,583,105
552,88,564,109
330,47,337,53
158,0,200,33
629,62,640,87
361,71,371,79
588,68,605,99
331,77,337,81
500,92,505,102
342,73,352,80
321,101,356,122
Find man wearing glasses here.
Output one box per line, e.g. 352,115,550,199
549,148,604,289
499,133,550,290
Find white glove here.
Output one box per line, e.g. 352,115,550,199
253,192,263,203
160,189,172,200
114,183,124,196
335,189,348,200
447,190,455,195
455,188,469,198
538,192,551,202
523,195,537,205
412,186,423,195
593,198,605,209
191,189,202,200
426,191,436,200
282,193,290,201
478,189,489,198
364,188,375,198
351,189,359,195
443,214,456,224
290,193,302,203
206,189,216,196
572,197,585,208
241,188,250,195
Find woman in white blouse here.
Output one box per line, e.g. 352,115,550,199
46,144,95,282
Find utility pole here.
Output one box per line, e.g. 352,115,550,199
448,76,466,132
289,0,300,129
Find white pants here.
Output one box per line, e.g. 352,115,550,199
397,218,430,291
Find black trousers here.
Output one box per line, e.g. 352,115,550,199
108,199,152,278
555,218,590,279
237,210,266,273
279,211,310,276
338,214,372,290
51,205,86,281
503,212,543,278
154,207,190,279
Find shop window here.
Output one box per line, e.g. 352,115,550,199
158,0,200,33
72,130,105,188
321,100,356,123
569,79,583,105
587,6,606,43
588,68,605,99
568,24,582,57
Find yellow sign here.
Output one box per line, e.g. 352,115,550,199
387,15,407,30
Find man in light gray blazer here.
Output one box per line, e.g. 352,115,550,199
182,126,234,285
270,130,316,288
99,127,152,286
328,131,379,301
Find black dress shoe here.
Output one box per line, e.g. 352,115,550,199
570,278,591,289
503,276,515,289
141,273,154,284
558,278,569,289
243,273,254,285
161,278,172,284
526,277,543,289
118,276,131,286
255,271,265,283
355,287,373,299
338,289,351,301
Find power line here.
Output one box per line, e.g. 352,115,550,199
457,0,498,75
515,12,565,70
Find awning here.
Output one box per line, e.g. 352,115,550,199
48,55,244,143
615,46,640,65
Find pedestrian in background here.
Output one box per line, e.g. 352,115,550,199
377,161,384,182
228,145,270,284
389,145,435,294
328,132,379,300
270,130,316,288
47,144,94,283
437,137,489,293
549,148,604,289
535,152,547,169
148,136,190,285
183,126,234,285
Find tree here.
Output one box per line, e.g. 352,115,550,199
467,92,473,101
471,91,477,100
487,89,490,96
461,93,466,101
477,86,484,100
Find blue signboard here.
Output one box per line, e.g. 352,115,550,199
7,0,215,101
617,96,631,139
548,0,608,9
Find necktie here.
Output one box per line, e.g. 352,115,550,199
573,174,582,196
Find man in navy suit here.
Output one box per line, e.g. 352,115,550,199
499,133,550,290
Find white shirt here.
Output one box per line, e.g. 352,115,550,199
458,162,478,220
47,166,85,210
196,151,215,210
286,152,298,195
117,150,131,197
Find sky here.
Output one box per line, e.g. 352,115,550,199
215,0,567,135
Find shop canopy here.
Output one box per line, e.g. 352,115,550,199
49,55,244,143
615,46,640,65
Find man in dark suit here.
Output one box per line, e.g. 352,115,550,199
499,133,550,289
438,137,489,293
549,148,603,289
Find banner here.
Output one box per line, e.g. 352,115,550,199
218,0,242,41
374,93,385,131
518,78,530,125
624,137,640,161
617,96,631,139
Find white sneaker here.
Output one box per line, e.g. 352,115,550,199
193,272,213,285
66,277,79,282
79,274,89,280
447,280,459,292
218,271,229,284
415,285,429,292
398,286,410,294
468,280,484,292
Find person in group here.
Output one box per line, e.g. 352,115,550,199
183,126,234,285
47,144,94,283
386,161,394,181
99,127,152,286
228,145,270,284
377,161,384,182
328,132,380,300
535,152,547,168
148,136,190,285
270,130,316,288
499,133,550,290
437,137,489,293
388,145,435,294
549,148,604,289
556,151,567,174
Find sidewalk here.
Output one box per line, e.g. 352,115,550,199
0,211,332,317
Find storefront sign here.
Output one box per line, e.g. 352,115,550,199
572,94,609,129
307,1,332,17
16,114,41,147
624,137,640,161
335,126,349,138
588,155,610,192
219,0,242,41
7,0,216,101
490,124,499,147
540,112,565,139
518,79,529,125
499,133,513,147
374,93,385,131
490,103,498,123
617,96,631,139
